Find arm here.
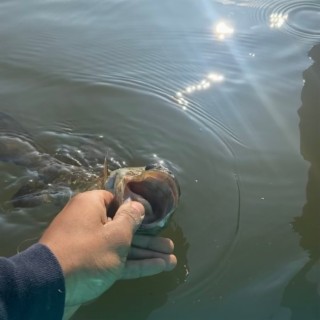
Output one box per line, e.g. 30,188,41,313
0,244,65,320
0,190,176,320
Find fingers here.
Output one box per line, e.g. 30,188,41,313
97,190,115,223
70,190,114,206
67,190,114,224
127,247,175,267
112,201,145,234
121,255,177,279
132,235,174,254
65,190,114,213
98,190,115,207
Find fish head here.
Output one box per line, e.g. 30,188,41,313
105,163,180,234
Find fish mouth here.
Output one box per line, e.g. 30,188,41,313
108,169,180,231
126,177,174,224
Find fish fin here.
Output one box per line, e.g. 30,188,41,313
98,152,109,189
104,154,109,180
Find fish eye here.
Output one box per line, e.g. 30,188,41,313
145,163,175,177
145,163,161,170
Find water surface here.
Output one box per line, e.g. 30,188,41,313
0,0,319,319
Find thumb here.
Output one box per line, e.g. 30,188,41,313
113,200,145,234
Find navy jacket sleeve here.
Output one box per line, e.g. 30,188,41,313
0,243,65,320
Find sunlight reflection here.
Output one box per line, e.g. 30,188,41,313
214,21,234,40
110,157,122,167
269,13,288,28
174,73,224,110
151,154,165,165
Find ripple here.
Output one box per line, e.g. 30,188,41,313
263,1,320,41
284,3,320,39
85,82,243,288
92,73,246,150
279,2,317,40
218,0,320,41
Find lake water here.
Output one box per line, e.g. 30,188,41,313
0,0,320,319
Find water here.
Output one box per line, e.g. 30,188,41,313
0,0,319,319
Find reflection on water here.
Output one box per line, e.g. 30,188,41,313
220,0,320,39
269,13,288,28
174,72,224,109
282,44,320,319
214,21,234,40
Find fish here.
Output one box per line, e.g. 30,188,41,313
105,163,180,234
0,112,180,234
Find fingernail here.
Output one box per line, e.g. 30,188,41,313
124,196,132,203
130,201,145,217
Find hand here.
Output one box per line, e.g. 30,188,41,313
39,190,177,316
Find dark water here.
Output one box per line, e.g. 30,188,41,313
0,0,320,319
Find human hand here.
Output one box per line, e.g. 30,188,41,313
39,190,177,315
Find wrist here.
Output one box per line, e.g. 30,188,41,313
63,305,81,320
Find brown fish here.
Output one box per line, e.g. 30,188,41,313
104,164,180,234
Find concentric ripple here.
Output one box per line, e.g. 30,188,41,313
218,0,320,41
284,3,320,39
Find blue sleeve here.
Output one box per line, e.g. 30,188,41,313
0,243,65,320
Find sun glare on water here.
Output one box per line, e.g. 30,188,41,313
174,73,225,110
269,13,288,28
214,21,234,40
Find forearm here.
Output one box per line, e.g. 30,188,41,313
0,243,65,320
